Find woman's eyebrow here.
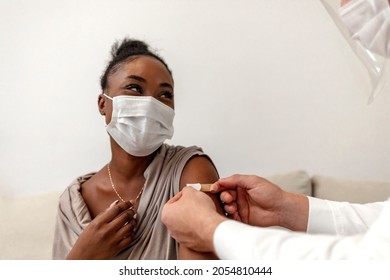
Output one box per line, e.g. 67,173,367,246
126,75,146,82
127,75,173,89
160,82,173,90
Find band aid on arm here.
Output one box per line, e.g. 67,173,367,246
186,183,217,192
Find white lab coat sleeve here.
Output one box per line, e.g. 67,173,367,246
341,0,390,57
306,197,387,235
213,200,390,259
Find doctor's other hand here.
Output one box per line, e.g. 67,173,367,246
215,174,309,232
162,187,227,253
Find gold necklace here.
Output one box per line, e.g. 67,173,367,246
107,163,145,203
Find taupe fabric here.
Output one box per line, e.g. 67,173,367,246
52,144,206,259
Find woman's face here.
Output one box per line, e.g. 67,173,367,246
99,55,174,122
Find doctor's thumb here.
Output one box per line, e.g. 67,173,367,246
165,191,183,205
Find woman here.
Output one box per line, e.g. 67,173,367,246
52,38,223,259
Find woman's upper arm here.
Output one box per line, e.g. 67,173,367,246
178,155,224,260
179,155,224,215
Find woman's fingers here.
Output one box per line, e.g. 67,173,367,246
115,219,137,252
98,200,134,223
111,208,137,232
117,232,135,249
116,219,136,239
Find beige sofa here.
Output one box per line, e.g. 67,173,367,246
1,170,390,260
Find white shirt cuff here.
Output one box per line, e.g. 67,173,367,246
307,196,338,234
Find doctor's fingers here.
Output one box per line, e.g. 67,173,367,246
236,187,250,219
220,190,237,204
217,174,262,191
223,202,237,215
182,186,211,203
231,212,242,222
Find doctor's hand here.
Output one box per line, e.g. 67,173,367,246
214,174,309,232
162,187,227,253
67,200,137,259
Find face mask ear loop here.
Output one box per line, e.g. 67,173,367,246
103,92,113,101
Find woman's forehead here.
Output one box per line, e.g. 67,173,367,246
105,56,173,90
114,56,172,81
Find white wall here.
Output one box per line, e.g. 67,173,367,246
1,0,390,196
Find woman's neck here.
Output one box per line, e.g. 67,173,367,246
109,140,157,181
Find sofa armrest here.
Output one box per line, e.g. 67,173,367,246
0,190,62,260
312,175,390,203
266,170,312,196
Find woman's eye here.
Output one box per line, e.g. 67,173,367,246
161,91,173,99
126,84,142,93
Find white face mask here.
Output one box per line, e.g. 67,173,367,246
104,94,175,156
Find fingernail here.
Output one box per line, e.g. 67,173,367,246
110,200,119,207
210,184,218,192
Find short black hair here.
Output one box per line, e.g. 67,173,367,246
100,38,172,91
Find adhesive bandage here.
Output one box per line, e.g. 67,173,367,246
186,183,217,192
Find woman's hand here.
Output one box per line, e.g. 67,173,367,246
67,200,137,259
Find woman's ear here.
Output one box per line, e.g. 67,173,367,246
98,93,106,115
